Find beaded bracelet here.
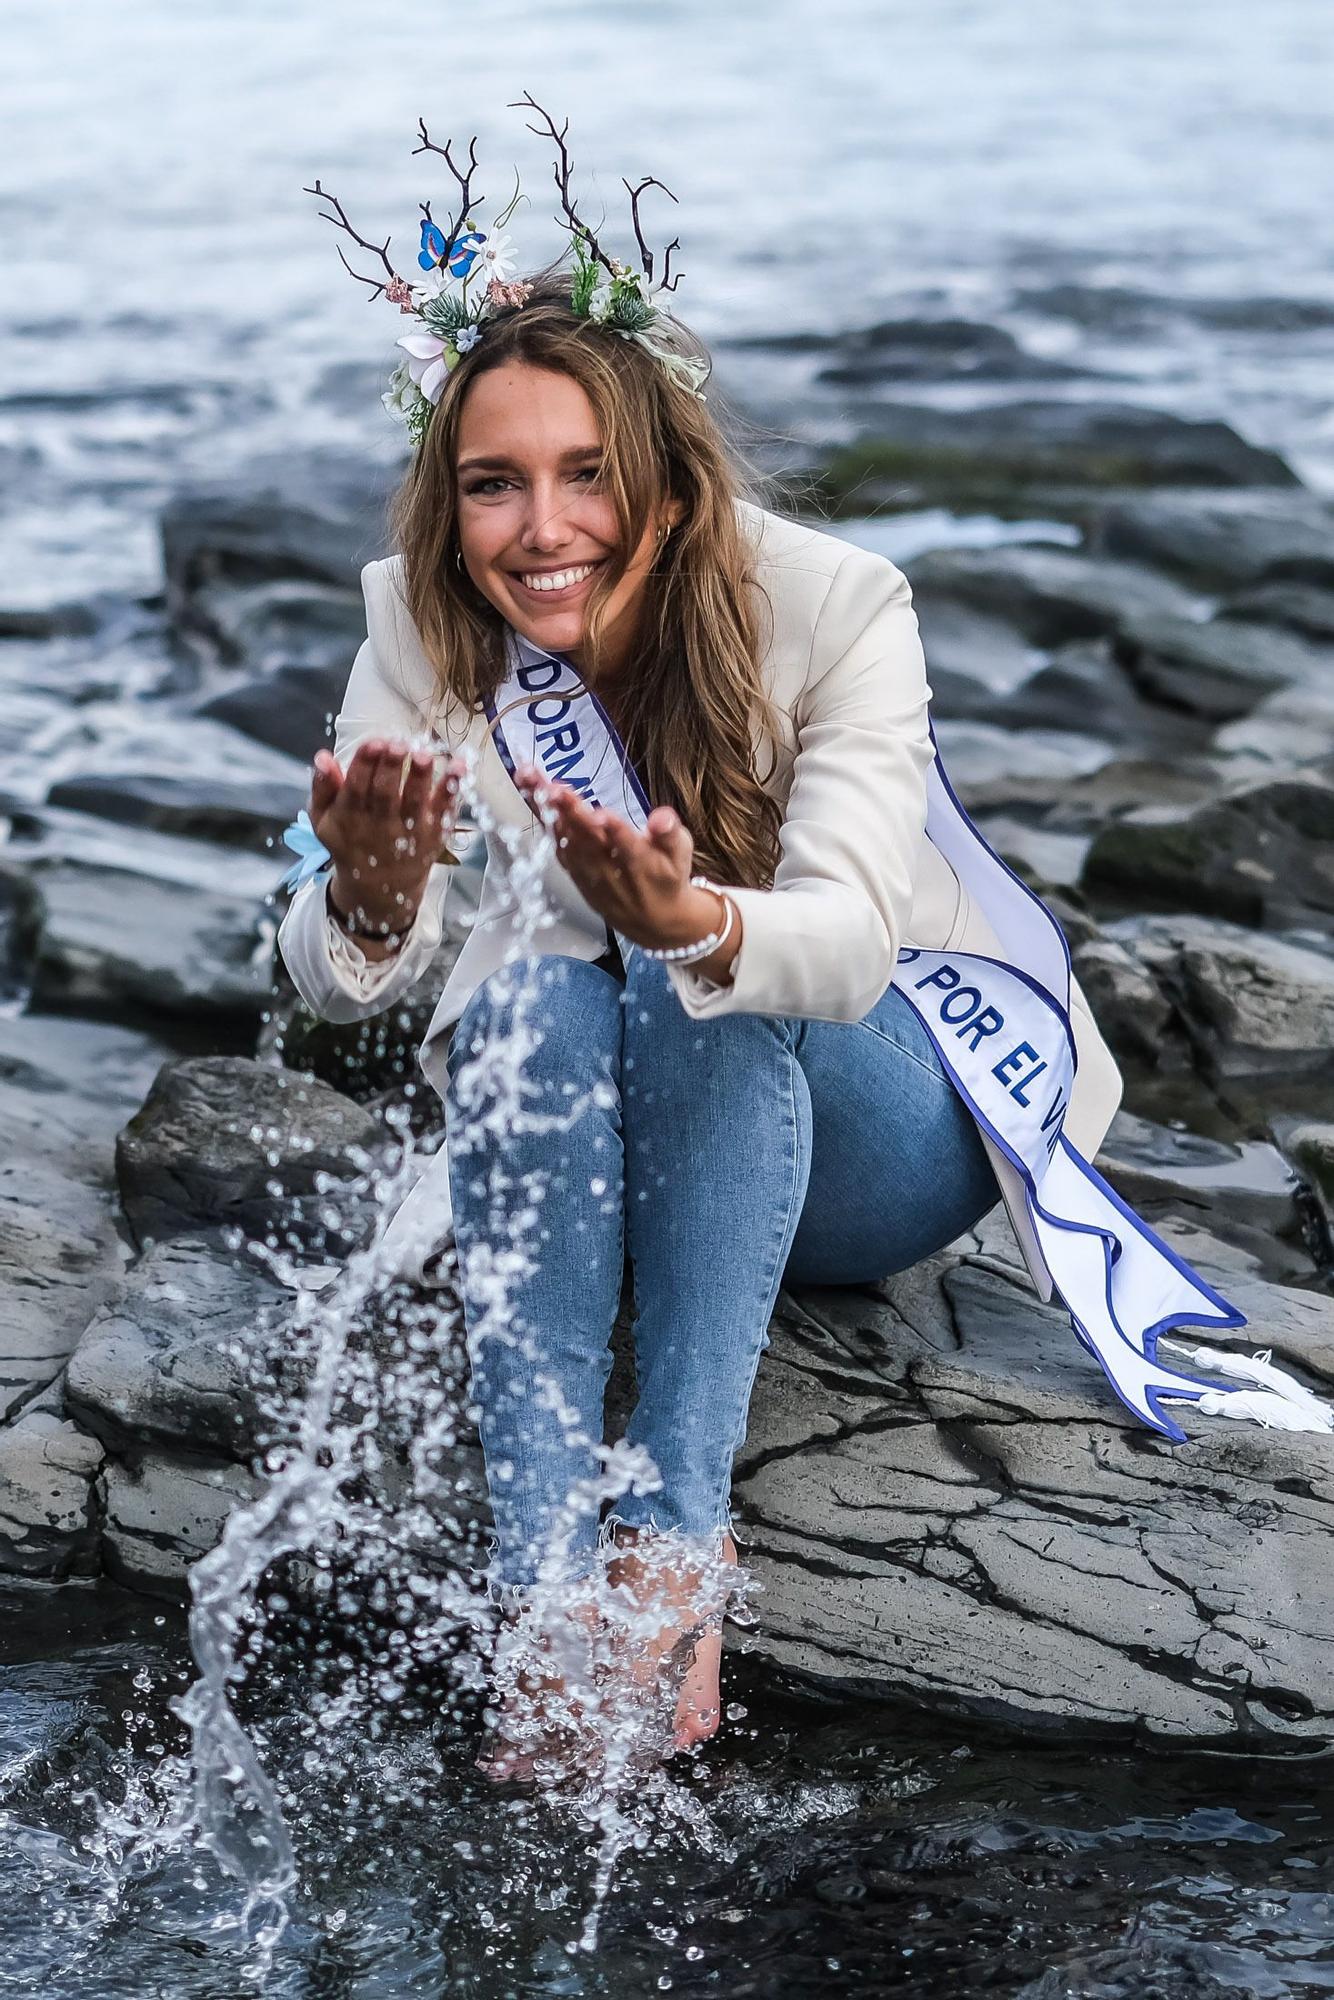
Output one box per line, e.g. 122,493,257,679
325,876,420,946
638,875,735,965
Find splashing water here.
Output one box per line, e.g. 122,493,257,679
91,749,756,1972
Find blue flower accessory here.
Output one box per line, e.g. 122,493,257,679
279,809,333,892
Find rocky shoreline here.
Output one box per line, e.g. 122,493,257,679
2,369,1333,1748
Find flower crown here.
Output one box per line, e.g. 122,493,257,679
304,94,711,449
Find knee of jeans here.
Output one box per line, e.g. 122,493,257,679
447,954,622,1093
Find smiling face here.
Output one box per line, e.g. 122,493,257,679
454,360,677,678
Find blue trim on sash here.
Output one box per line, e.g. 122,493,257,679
926,717,1075,993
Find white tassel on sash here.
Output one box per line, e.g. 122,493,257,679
1162,1342,1334,1433
486,631,1327,1445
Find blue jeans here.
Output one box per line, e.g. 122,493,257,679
444,943,999,1597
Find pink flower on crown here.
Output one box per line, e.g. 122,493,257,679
489,278,533,310
385,275,415,311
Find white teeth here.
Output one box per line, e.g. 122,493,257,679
520,563,597,592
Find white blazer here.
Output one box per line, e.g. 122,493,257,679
278,502,1123,1293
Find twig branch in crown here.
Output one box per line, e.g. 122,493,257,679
303,95,711,450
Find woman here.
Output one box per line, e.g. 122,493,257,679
277,259,1131,1764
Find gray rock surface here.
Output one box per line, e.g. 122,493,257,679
0,1014,165,1420
908,544,1201,650
66,1235,275,1458
736,1217,1334,1746
101,1449,259,1594
1096,1111,1315,1281
115,1054,381,1252
27,857,273,1023
1114,610,1334,722
1,1022,1332,1746
1108,915,1334,1081
1081,779,1334,930
1093,492,1334,590
821,402,1298,509
46,770,304,853
198,659,348,758
1218,579,1334,644
0,1407,104,1578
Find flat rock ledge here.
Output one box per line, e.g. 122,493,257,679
738,1213,1334,1750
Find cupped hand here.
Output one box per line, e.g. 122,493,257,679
310,738,464,931
514,763,724,953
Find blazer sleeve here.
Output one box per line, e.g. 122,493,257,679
667,545,934,1025
276,559,457,1026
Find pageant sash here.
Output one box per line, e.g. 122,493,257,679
486,632,1332,1441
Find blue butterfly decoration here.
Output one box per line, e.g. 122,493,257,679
418,218,485,279
279,810,333,893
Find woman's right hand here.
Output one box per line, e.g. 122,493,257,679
310,738,464,938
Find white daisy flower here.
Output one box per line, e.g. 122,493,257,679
464,228,518,293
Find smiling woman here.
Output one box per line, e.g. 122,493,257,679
276,114,1153,1790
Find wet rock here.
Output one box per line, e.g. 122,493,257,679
1213,683,1334,771
1092,492,1334,591
1273,1120,1334,1235
115,1055,381,1253
161,453,394,624
177,576,365,679
818,404,1297,512
26,856,272,1025
0,1014,165,1421
910,596,1040,706
1017,1933,1288,2000
0,601,100,640
1108,915,1334,1081
739,1221,1334,1745
1081,778,1334,930
932,721,1113,801
1024,756,1230,832
0,1407,104,1579
947,639,1213,757
101,1448,258,1595
1014,280,1334,337
1095,1111,1313,1282
908,545,1201,650
45,770,304,853
1113,610,1333,722
1068,930,1190,1073
0,1161,124,1424
196,658,344,758
0,860,40,1006
66,1235,276,1460
1218,579,1334,644
809,317,1086,387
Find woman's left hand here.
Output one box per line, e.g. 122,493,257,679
514,763,730,959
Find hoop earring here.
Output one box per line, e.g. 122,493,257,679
455,547,464,572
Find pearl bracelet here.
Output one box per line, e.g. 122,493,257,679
639,875,735,965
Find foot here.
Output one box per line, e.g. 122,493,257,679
476,1589,604,1787
604,1528,739,1754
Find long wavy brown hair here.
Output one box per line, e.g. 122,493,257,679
387,274,783,889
